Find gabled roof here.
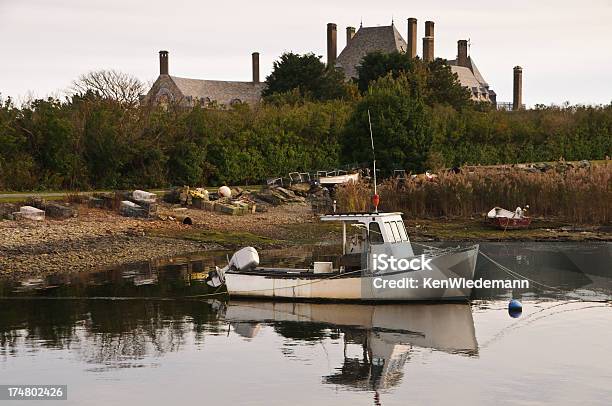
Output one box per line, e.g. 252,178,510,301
447,55,493,101
465,58,488,88
449,66,483,89
336,25,407,79
170,76,265,106
448,56,488,88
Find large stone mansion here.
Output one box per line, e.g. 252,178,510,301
141,19,523,110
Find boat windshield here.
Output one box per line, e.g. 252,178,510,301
368,222,384,244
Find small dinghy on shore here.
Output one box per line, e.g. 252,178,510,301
487,206,532,230
318,172,359,185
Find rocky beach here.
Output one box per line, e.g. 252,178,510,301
0,202,317,278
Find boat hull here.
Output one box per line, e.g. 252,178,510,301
488,217,532,229
225,245,479,302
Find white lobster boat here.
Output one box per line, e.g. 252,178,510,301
206,111,479,302
207,211,479,302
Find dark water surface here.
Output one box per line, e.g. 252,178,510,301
1,242,611,405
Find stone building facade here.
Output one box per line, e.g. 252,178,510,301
143,19,522,109
141,51,265,108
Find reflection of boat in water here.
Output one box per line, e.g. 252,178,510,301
222,301,478,391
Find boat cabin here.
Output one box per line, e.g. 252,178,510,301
320,212,415,273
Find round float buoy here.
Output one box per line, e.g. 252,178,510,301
218,185,232,198
508,299,522,318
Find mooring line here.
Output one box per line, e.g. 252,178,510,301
477,250,564,292
411,241,564,292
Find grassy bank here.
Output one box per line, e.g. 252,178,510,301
148,229,282,248
0,185,262,203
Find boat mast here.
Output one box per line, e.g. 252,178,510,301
367,110,379,213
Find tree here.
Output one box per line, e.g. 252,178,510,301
0,97,38,190
18,98,83,189
70,70,146,106
355,51,418,93
356,52,472,110
342,73,432,174
425,58,472,110
262,52,351,101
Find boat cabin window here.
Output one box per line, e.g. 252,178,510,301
387,222,400,242
368,222,384,244
397,221,408,241
393,222,404,242
383,220,409,242
382,222,393,242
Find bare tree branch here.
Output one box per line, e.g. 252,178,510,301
70,69,146,106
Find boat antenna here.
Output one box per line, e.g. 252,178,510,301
368,109,380,213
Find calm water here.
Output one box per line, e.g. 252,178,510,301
1,242,611,405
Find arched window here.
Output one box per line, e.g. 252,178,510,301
230,98,242,106
154,88,174,107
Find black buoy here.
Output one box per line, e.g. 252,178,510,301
508,299,522,318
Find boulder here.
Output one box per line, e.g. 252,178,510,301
132,190,157,203
18,206,45,221
44,203,77,219
91,193,116,210
120,201,147,218
0,203,19,220
24,197,77,219
163,188,182,204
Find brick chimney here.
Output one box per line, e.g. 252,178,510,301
423,37,434,62
513,66,523,110
346,26,355,45
407,18,417,58
159,50,169,75
252,52,260,83
327,23,337,67
457,40,468,67
423,21,434,61
425,20,434,38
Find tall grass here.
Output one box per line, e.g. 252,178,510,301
335,163,611,224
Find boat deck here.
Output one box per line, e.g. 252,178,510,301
227,267,361,279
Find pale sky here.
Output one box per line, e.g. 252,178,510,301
1,0,611,106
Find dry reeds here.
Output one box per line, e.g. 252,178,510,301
64,191,87,204
335,164,611,224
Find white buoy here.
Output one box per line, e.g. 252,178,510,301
218,186,232,198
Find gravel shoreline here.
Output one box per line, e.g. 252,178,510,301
1,202,609,280
0,203,315,279
0,218,213,279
